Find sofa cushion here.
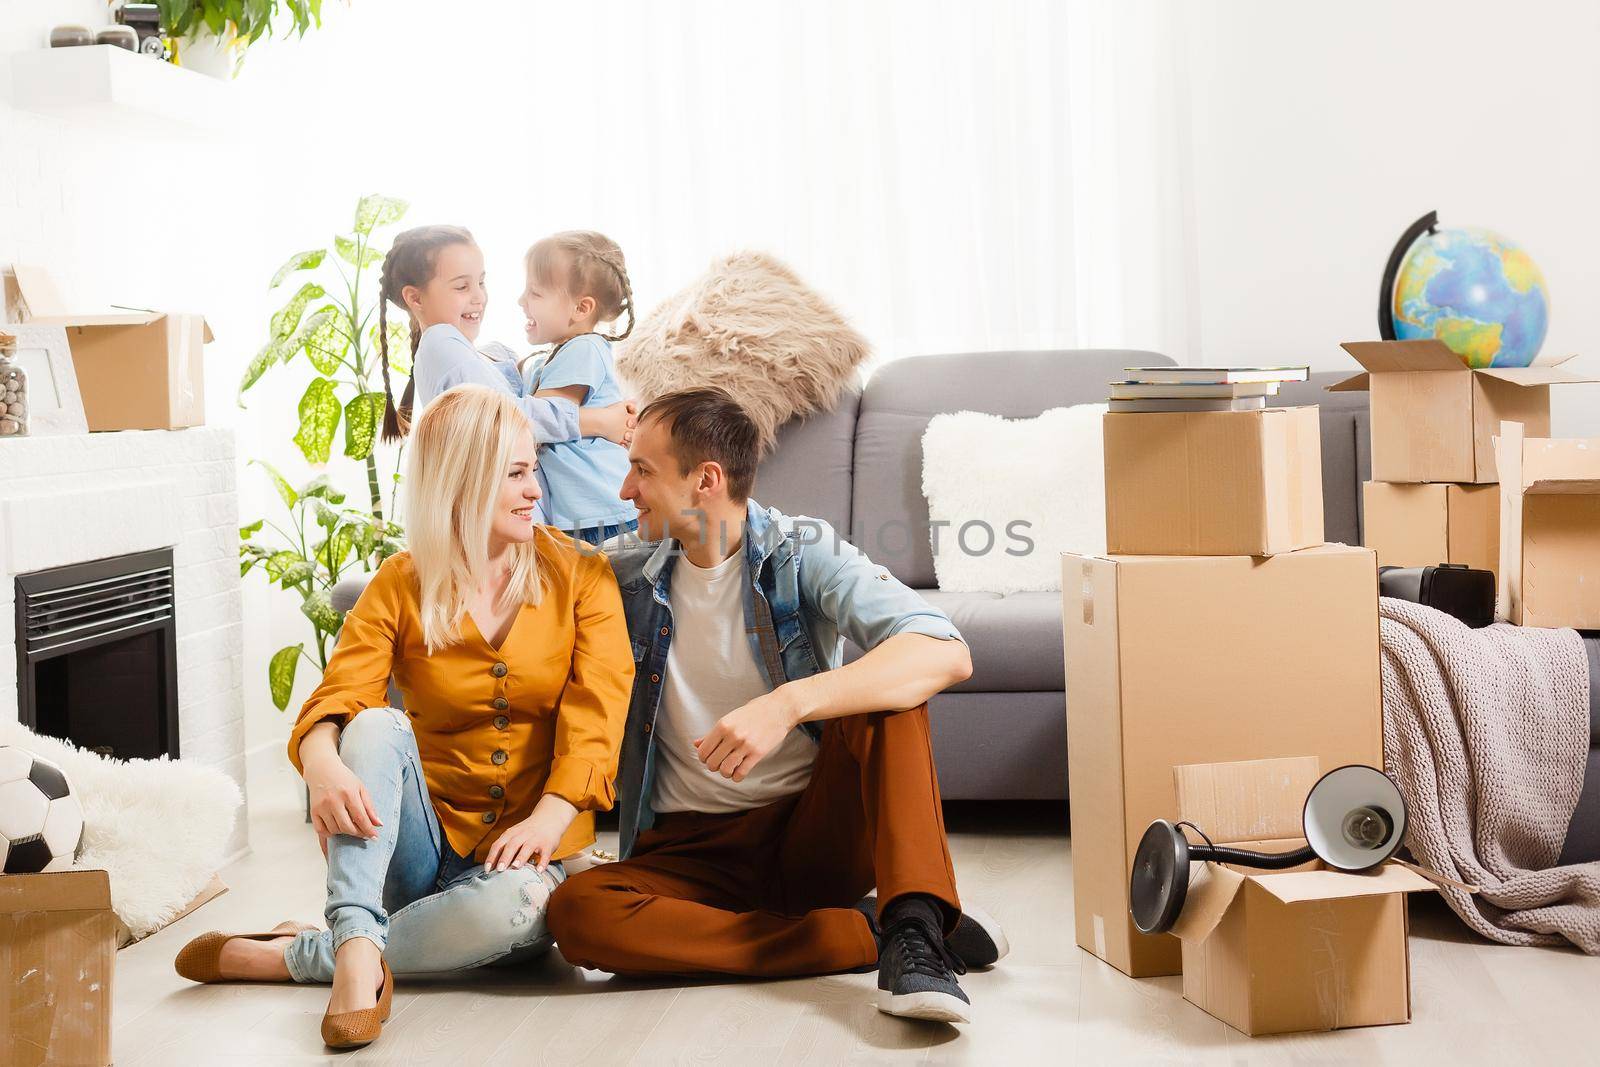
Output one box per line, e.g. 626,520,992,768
752,391,859,536
843,589,1064,693
851,349,1172,587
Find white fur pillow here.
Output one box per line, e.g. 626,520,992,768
920,404,1107,594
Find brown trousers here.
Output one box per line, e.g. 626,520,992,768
547,702,961,977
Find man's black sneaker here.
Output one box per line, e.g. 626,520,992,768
875,895,971,1023
856,894,1010,970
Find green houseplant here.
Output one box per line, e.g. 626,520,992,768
150,0,328,77
239,193,412,710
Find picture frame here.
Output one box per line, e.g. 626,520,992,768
3,323,89,437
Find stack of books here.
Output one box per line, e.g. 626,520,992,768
1108,366,1310,412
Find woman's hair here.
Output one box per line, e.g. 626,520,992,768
404,384,545,653
377,224,477,443
525,230,635,343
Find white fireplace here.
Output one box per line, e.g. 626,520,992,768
0,427,248,856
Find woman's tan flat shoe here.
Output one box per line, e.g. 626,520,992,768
321,957,393,1050
173,920,318,983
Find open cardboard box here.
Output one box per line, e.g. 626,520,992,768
1332,339,1596,484
1493,420,1600,628
10,264,212,431
1170,757,1435,1037
1060,544,1382,978
1103,405,1324,556
1362,480,1499,578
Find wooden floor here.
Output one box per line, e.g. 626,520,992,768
111,757,1600,1066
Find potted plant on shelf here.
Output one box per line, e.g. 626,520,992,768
149,0,328,79
239,192,412,711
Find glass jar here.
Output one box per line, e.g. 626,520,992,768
0,331,28,438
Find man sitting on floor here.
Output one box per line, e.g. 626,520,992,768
546,387,1008,1023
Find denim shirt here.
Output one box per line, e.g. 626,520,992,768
605,499,964,857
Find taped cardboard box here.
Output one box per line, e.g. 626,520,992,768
12,264,212,431
1103,406,1324,557
1170,757,1434,1037
1494,421,1600,628
1362,481,1499,578
1060,544,1382,978
1,869,115,1067
1331,339,1596,484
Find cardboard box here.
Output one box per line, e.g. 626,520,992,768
1060,544,1383,978
1,870,116,1067
1494,421,1600,628
1362,480,1499,578
1170,757,1435,1036
12,264,212,431
1331,339,1596,484
1103,406,1324,556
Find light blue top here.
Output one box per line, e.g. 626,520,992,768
523,333,637,533
409,323,582,525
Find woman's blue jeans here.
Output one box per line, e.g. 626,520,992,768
283,707,565,982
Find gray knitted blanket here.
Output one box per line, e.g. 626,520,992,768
1380,597,1600,953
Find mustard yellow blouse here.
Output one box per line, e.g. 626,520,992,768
287,532,634,863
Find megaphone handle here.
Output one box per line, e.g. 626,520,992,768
1391,857,1481,894
1190,843,1316,870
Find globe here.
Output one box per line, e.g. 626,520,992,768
1384,215,1549,369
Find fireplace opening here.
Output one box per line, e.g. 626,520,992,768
16,548,179,760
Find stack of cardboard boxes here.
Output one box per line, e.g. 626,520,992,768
1061,390,1412,1036
1341,339,1597,593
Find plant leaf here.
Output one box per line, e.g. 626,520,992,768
343,391,385,460
334,235,381,269
297,474,346,504
302,307,350,375
278,559,316,586
269,644,302,711
314,499,340,529
252,459,298,509
271,282,327,343
354,194,408,236
239,519,264,538
264,549,301,581
236,336,292,403
269,248,326,289
300,590,344,633
370,320,414,376
292,377,342,464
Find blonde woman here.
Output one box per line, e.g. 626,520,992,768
173,385,634,1050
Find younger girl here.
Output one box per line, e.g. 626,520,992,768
372,226,636,523
518,230,640,546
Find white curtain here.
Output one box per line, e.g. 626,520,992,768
239,0,1197,368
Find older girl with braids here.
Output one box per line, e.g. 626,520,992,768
372,226,637,524
517,230,640,546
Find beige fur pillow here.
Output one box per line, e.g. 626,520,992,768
615,252,870,451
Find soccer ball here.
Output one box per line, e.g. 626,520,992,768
0,746,83,874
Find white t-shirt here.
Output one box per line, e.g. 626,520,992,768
651,548,817,814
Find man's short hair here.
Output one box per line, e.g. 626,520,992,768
637,387,759,502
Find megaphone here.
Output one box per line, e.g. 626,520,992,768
1130,765,1407,935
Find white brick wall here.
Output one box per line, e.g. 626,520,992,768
0,426,248,856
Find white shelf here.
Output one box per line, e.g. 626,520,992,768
5,44,228,133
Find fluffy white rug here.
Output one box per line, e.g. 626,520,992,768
615,251,870,451
0,722,241,939
921,404,1108,594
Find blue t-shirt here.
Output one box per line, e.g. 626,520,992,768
526,334,637,532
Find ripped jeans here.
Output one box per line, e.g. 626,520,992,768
283,707,565,983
